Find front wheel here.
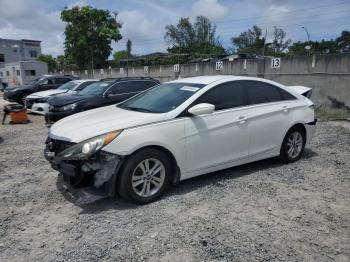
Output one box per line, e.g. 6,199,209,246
279,126,306,163
117,149,172,204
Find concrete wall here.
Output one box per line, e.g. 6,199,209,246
70,53,350,107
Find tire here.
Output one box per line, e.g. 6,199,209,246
279,126,306,163
117,148,172,204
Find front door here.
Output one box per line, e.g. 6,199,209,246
184,81,250,175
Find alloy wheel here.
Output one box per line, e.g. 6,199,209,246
287,132,303,159
131,158,165,197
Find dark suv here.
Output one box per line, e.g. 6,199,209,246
45,77,160,124
3,75,78,104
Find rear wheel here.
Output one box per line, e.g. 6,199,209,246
279,126,306,163
117,149,172,204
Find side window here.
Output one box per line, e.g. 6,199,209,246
125,81,158,92
108,81,157,95
279,88,296,100
196,82,246,111
244,81,282,105
40,78,50,85
107,83,122,95
138,81,158,91
76,81,95,91
55,78,71,84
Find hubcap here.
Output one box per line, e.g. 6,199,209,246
287,132,303,158
131,158,165,197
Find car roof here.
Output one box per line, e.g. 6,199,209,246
168,75,272,85
72,79,97,84
100,77,159,82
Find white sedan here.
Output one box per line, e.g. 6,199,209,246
45,75,317,204
25,79,97,115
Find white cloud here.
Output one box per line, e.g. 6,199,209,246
117,10,166,54
192,0,228,21
257,5,291,41
0,0,35,19
0,0,64,56
68,0,88,9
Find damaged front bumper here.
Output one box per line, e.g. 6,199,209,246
44,143,125,204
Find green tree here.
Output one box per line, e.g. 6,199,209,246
164,16,225,55
231,25,265,54
272,27,291,53
126,39,132,55
37,54,57,72
336,30,350,52
113,50,130,61
288,40,338,56
61,6,122,69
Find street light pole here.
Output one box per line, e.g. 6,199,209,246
301,26,311,56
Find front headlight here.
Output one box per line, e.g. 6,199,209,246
61,103,77,111
58,131,122,160
36,97,48,103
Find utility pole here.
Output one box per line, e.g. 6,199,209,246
301,26,311,56
262,28,268,57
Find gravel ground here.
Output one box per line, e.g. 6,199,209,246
0,96,349,262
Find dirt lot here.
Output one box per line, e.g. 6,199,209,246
0,96,349,262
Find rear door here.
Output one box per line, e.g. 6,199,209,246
241,81,297,157
184,81,250,175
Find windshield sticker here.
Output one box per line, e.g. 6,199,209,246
180,86,199,92
99,83,109,86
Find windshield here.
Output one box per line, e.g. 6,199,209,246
118,82,205,113
57,81,78,90
77,81,113,96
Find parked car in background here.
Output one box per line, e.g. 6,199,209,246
3,75,78,104
25,79,98,115
0,80,8,92
44,75,317,204
45,77,160,124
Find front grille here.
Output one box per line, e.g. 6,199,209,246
46,138,75,154
26,98,48,109
25,99,36,109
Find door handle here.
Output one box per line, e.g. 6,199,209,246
282,106,289,112
238,116,247,124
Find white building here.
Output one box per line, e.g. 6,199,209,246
0,61,48,86
0,38,48,87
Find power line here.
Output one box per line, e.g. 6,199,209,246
116,9,350,44
216,1,350,24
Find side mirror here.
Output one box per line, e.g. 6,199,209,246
188,103,215,116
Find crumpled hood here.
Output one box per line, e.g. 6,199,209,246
27,89,66,99
49,94,88,107
49,105,168,143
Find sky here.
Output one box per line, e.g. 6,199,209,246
0,0,349,56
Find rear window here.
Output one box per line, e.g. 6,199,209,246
243,81,295,105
